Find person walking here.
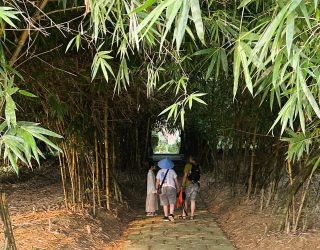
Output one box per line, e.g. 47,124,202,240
181,156,201,220
156,158,180,222
145,162,158,216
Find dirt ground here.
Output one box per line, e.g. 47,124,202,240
202,177,320,250
5,165,320,250
0,163,134,250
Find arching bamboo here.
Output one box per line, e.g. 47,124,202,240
9,0,49,66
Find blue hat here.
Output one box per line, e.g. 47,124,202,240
158,158,174,169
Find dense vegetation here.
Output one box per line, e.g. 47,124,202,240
1,0,320,236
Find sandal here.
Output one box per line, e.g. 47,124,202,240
190,216,194,220
178,215,187,220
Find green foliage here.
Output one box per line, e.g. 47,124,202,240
0,7,19,30
0,8,62,174
0,72,63,174
3,0,320,168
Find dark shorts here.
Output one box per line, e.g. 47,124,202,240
185,183,199,201
160,186,176,206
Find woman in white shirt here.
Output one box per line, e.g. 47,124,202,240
156,158,180,222
145,162,158,216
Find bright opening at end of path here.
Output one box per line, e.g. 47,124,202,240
151,123,181,154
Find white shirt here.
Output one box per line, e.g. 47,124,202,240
156,169,177,189
147,170,156,194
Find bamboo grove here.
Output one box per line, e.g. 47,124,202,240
0,0,320,234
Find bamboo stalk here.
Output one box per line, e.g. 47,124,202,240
143,118,150,163
287,145,295,230
0,193,17,250
63,141,75,209
104,101,110,210
135,123,140,170
58,154,68,208
92,160,96,216
94,130,101,207
76,149,81,206
247,125,257,199
266,181,274,208
114,180,119,202
100,148,105,189
293,173,313,232
260,188,264,211
9,0,49,66
71,141,76,208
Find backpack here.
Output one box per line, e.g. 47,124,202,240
187,164,200,183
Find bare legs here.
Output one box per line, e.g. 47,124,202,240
182,200,196,217
163,205,168,217
163,204,175,217
190,200,196,217
170,203,175,215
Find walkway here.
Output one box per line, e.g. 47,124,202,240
121,198,234,250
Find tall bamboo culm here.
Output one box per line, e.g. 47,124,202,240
247,125,257,199
0,193,17,250
94,130,101,207
105,101,110,210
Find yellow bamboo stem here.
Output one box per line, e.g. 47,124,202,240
104,101,110,210
94,130,101,207
58,154,68,208
92,160,96,216
76,149,81,205
287,147,295,229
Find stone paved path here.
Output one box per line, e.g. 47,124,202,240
122,198,234,250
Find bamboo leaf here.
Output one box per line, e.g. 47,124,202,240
175,0,190,51
75,33,81,51
5,95,16,127
160,0,183,51
298,98,305,133
299,70,320,119
238,0,254,8
254,4,290,53
131,0,157,13
299,2,311,30
18,90,37,98
205,52,217,80
21,125,63,138
136,0,175,37
238,44,253,95
189,0,205,45
286,13,295,57
220,48,228,73
6,148,19,174
192,96,207,105
159,103,176,116
29,132,62,153
233,42,241,97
